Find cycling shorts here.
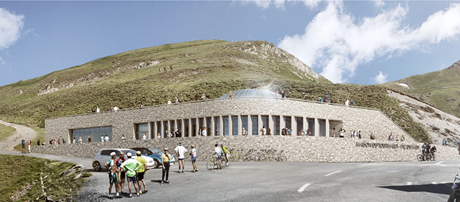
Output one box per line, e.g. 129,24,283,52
137,172,144,181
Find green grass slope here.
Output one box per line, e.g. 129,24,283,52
384,60,460,118
0,124,16,143
0,40,429,142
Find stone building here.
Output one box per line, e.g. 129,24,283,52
45,89,414,143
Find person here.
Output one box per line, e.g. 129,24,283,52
142,133,147,140
307,129,311,136
170,65,173,71
214,143,223,169
242,127,248,136
443,139,446,146
135,151,148,194
201,93,206,100
27,139,31,153
174,129,180,138
190,145,198,172
358,131,362,139
195,93,200,101
340,129,344,138
395,135,399,141
350,130,355,138
105,135,109,142
350,99,355,107
229,91,234,99
78,136,82,144
115,153,127,194
62,138,65,144
105,152,120,199
21,139,26,153
388,133,393,141
159,67,161,72
175,96,178,104
221,143,229,166
73,137,76,144
164,66,167,72
58,139,61,144
175,142,187,173
168,99,171,105
113,106,119,112
122,134,126,141
276,91,279,99
261,126,266,135
37,139,40,146
139,102,143,108
318,97,322,103
202,127,207,136
121,152,141,198
168,130,173,138
345,98,350,106
100,135,104,142
430,144,437,160
324,95,330,103
370,133,375,140
268,127,271,135
161,148,171,184
96,106,100,114
88,135,91,143
92,108,96,113
331,128,336,137
401,135,405,141
281,91,285,99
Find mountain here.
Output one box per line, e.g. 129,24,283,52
0,40,430,142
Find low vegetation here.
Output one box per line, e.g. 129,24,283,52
0,124,16,143
0,154,90,201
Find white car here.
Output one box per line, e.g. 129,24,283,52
92,148,155,171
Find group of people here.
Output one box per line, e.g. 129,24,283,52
48,138,65,145
388,133,405,141
91,106,120,114
421,142,437,160
71,135,110,144
105,151,148,198
159,65,173,72
21,139,32,153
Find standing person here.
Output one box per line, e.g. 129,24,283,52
37,139,40,146
161,148,171,184
175,96,178,104
96,106,100,114
105,135,109,142
190,145,198,172
142,133,147,140
115,153,127,194
27,139,31,153
104,152,120,199
214,143,223,169
62,138,65,144
175,142,187,173
73,137,76,144
21,139,25,153
100,135,104,142
174,129,180,138
163,66,167,72
201,93,206,100
58,139,61,144
168,99,171,105
307,129,311,136
135,151,148,194
159,67,161,72
122,134,127,141
202,127,207,136
229,91,234,99
88,135,91,143
345,98,350,106
242,127,248,135
121,152,141,198
340,129,345,138
331,128,336,137
281,91,285,99
261,126,266,135
170,65,173,71
78,137,83,143
221,143,229,166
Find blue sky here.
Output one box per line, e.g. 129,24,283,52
0,1,459,86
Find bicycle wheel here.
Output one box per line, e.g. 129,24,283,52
206,160,214,170
416,154,422,162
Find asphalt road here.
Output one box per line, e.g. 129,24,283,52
1,150,459,202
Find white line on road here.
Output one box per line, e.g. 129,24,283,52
297,183,311,193
407,182,412,185
432,182,438,185
435,161,447,167
325,170,342,176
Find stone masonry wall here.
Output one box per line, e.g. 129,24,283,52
44,98,415,143
31,136,457,163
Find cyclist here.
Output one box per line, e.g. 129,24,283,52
430,144,437,161
448,142,460,202
221,143,229,166
421,143,426,161
104,152,119,199
425,143,432,160
214,143,223,169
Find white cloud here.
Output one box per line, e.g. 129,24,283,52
278,2,460,83
373,71,387,84
0,8,24,51
373,0,384,7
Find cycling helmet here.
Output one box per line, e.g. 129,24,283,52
221,143,224,146
136,151,141,156
127,152,132,157
110,152,116,156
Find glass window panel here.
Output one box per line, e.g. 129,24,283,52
191,118,196,137
272,116,280,135
296,117,303,136
163,121,169,138
284,116,291,130
307,119,315,136
170,120,175,138
223,117,229,136
241,116,248,135
206,117,212,136
214,117,220,136
319,119,326,137
251,116,258,135
185,119,189,137
151,122,155,139
232,116,238,136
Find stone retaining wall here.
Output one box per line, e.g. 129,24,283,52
31,136,456,163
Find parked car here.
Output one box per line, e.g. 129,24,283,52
92,148,155,171
131,147,175,168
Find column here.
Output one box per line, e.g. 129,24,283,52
258,115,263,135
228,115,232,136
181,119,185,138
326,119,330,137
160,121,164,138
167,120,171,138
238,115,242,136
219,116,223,136
195,118,199,137
314,118,319,137
292,116,297,136
188,118,192,138
203,117,207,136
211,116,215,137
303,117,308,130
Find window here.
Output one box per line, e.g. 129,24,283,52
101,150,112,156
206,117,212,136
185,119,190,137
272,116,280,135
163,121,169,138
319,119,326,137
296,117,303,135
135,123,149,140
191,118,197,137
71,126,112,143
284,116,291,131
199,118,204,133
170,120,175,137
232,116,238,136
177,120,182,138
214,117,220,136
241,116,248,135
251,115,258,135
156,121,162,139
223,116,229,136
307,118,315,136
150,122,155,139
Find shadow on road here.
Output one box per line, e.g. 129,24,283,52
379,183,451,195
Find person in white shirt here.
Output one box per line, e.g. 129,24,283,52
78,137,82,143
113,106,119,112
168,100,171,105
214,143,223,169
175,142,188,173
96,106,100,114
175,97,178,104
100,135,105,142
142,133,146,140
105,135,109,142
202,127,207,136
190,145,198,172
345,99,350,107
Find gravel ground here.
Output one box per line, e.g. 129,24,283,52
0,119,37,151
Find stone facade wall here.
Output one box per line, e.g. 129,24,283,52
44,98,415,143
31,136,456,163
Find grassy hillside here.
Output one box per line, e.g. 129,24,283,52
0,124,16,142
0,40,429,142
384,60,460,118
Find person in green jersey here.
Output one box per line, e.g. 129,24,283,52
121,152,141,198
135,151,148,194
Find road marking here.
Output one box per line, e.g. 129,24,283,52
407,182,412,185
435,161,447,167
432,182,438,185
297,183,311,193
325,170,342,176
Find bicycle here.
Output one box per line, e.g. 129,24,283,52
448,174,460,202
206,156,227,170
242,150,253,161
228,149,240,161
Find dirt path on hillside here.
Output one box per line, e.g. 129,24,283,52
0,119,37,151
